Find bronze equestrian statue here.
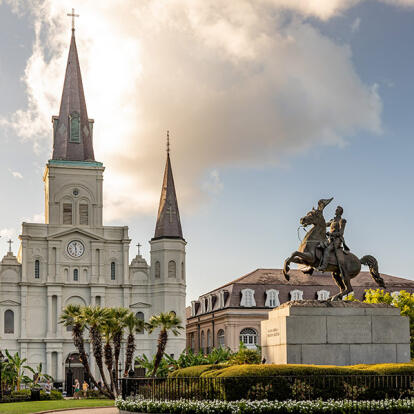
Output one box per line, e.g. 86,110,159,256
283,198,385,301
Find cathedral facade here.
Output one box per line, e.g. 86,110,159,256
0,28,186,383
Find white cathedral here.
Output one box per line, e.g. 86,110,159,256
0,27,186,384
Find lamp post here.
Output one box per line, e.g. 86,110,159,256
66,354,73,397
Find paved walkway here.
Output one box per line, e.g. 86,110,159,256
47,408,118,414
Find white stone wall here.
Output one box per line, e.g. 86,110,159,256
0,160,187,381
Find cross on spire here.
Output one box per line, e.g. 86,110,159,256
7,239,13,253
67,8,79,32
166,130,170,154
166,204,177,223
136,243,142,256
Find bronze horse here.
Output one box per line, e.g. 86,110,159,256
283,203,385,301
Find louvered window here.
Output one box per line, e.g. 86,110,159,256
73,269,79,281
69,112,81,143
168,261,176,278
79,204,88,225
34,260,40,279
111,262,116,280
155,261,160,278
63,203,72,224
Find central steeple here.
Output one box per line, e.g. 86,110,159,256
52,26,95,161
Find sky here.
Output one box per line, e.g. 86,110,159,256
0,0,413,305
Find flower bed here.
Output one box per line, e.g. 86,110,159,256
116,397,414,413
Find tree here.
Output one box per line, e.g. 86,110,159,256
59,305,103,396
147,312,184,377
363,289,414,357
124,313,145,377
27,363,53,387
110,307,129,393
81,306,112,396
5,350,32,390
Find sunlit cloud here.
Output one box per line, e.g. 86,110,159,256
9,170,23,179
1,0,399,222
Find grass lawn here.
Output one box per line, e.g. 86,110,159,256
0,399,115,414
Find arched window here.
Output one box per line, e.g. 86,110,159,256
240,289,256,307
240,328,257,348
155,261,160,278
317,290,330,301
79,204,88,225
73,269,79,281
63,203,73,225
111,262,116,280
290,290,303,301
201,331,205,353
190,333,195,351
34,260,40,279
265,289,280,307
4,310,14,334
217,329,225,348
69,112,81,142
136,312,144,334
181,262,185,280
207,330,212,353
168,261,176,278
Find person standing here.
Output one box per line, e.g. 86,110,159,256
82,380,89,398
73,379,80,399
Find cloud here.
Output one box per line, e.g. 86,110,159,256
9,170,23,179
351,17,361,33
1,0,387,221
203,170,224,195
21,213,44,223
0,227,16,240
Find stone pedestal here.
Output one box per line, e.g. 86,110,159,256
261,300,410,365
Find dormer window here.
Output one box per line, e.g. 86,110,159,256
240,289,256,307
290,289,303,301
317,290,330,301
69,112,81,143
265,289,280,307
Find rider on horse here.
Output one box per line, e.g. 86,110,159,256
318,206,350,272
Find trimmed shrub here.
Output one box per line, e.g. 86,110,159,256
169,364,227,378
50,389,64,400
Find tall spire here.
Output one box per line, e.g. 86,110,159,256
153,132,184,240
52,21,95,161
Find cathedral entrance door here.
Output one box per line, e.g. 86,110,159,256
65,353,86,396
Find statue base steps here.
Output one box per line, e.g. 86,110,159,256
261,300,410,365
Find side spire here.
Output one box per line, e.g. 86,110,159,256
52,16,95,161
153,132,184,240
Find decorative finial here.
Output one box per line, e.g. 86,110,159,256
166,130,170,154
67,8,80,32
7,239,13,253
136,243,142,256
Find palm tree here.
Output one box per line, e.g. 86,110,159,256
59,305,98,395
110,307,129,392
147,312,184,377
123,313,145,377
81,306,112,397
5,350,31,390
101,315,117,396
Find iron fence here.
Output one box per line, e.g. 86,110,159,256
121,374,414,402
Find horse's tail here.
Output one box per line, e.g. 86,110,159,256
360,255,386,288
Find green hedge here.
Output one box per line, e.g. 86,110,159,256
172,363,414,378
2,388,63,403
169,364,228,378
168,363,414,401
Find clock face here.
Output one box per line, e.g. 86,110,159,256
67,240,85,258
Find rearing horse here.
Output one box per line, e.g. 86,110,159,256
282,203,385,301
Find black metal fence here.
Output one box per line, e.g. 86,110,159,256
121,375,414,402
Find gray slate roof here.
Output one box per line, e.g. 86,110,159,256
52,31,95,161
153,153,183,240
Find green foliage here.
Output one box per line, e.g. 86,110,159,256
50,390,64,400
135,354,171,378
169,364,228,378
228,343,261,365
363,289,414,357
